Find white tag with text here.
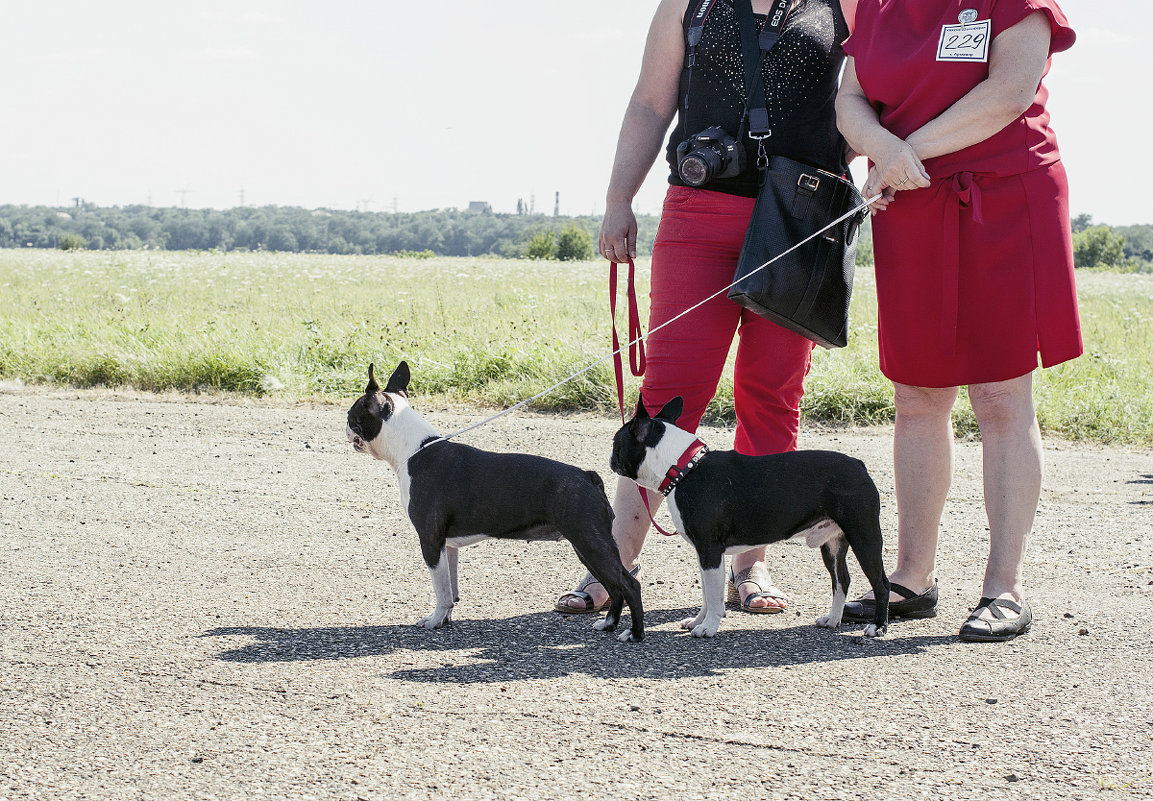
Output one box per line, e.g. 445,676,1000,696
937,20,992,62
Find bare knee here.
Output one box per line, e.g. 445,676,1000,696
968,376,1036,434
893,383,958,422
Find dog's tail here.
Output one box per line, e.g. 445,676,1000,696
583,470,605,493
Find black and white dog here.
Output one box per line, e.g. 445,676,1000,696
610,396,889,638
346,362,645,642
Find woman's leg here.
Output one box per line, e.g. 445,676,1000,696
557,187,746,611
966,373,1041,621
855,382,957,603
728,311,816,609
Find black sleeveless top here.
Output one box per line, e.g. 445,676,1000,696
665,0,850,197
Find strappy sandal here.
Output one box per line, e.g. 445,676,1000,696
726,562,789,614
958,596,1032,642
554,564,641,614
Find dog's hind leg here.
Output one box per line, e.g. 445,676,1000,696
844,527,890,637
417,546,455,630
816,535,851,629
581,559,644,642
446,545,460,603
566,496,644,642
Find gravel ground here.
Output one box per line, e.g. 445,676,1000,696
1,386,1151,800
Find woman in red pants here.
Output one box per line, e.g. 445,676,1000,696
556,0,857,617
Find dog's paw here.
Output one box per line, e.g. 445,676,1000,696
689,621,720,638
679,615,705,630
816,612,842,629
417,609,451,630
864,623,886,638
617,629,640,643
592,617,617,632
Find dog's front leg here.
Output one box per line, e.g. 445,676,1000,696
418,547,455,629
681,561,726,638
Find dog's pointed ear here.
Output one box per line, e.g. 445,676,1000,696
628,395,653,441
630,416,653,442
633,395,650,420
365,363,379,394
655,396,684,423
384,361,411,396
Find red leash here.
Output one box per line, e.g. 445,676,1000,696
608,257,679,536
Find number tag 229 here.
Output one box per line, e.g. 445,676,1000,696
937,19,991,62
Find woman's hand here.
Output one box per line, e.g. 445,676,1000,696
599,200,638,262
870,139,931,195
862,166,897,214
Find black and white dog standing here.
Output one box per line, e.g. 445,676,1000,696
610,396,890,638
346,362,645,642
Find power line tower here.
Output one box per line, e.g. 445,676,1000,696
176,189,191,208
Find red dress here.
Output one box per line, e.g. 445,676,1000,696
845,0,1082,387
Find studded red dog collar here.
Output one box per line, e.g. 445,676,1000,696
657,439,709,496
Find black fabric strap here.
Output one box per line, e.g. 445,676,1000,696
680,0,721,139
733,0,791,139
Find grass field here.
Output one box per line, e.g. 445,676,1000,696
1,248,1150,445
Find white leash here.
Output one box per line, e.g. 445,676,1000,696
424,193,881,447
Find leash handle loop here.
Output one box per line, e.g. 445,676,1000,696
608,256,678,536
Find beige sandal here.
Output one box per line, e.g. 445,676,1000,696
726,562,789,614
554,565,641,614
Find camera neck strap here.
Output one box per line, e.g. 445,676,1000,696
680,0,721,131
733,0,792,164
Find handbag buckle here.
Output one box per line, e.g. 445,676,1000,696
798,174,820,194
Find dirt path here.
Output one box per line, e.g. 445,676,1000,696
1,386,1151,800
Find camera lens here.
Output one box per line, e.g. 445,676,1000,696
680,155,711,187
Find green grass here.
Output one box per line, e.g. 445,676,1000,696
1,249,1150,445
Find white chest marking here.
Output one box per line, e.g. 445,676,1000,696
398,461,413,515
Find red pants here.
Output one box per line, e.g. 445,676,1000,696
641,185,815,456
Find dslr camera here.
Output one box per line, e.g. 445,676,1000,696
675,126,746,187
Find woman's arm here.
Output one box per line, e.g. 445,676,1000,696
840,0,858,32
906,11,1052,161
836,57,930,206
601,0,687,262
837,11,1054,206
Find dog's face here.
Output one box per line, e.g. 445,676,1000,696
610,395,685,481
346,361,411,460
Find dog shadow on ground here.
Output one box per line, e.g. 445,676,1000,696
202,606,953,681
1129,474,1153,504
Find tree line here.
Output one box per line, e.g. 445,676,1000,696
0,203,1148,270
0,203,659,260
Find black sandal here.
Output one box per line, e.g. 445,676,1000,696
841,581,938,622
958,596,1032,642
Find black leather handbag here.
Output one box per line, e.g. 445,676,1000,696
722,0,867,349
727,157,866,348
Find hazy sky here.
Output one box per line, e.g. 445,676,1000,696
0,0,1144,224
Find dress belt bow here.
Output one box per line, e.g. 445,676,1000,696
941,171,984,357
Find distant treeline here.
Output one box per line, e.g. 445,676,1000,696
0,203,1149,270
0,203,661,258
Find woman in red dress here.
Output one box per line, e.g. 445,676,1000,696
835,0,1081,641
